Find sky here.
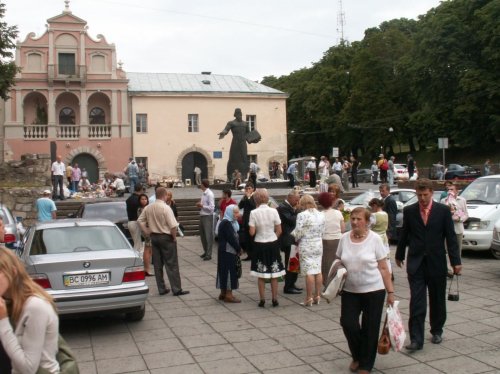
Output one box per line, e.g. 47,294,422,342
4,0,442,81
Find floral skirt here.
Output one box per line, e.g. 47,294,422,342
250,240,286,279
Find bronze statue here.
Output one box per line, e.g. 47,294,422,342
218,108,253,181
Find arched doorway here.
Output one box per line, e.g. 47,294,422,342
182,152,207,185
71,153,99,183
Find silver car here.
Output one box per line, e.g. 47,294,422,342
0,203,21,249
18,219,148,321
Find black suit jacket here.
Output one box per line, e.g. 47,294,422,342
383,195,398,239
396,201,460,275
277,200,297,247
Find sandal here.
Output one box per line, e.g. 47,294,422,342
313,296,321,305
300,298,313,307
349,361,359,372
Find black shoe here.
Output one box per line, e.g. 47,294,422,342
200,253,206,258
203,256,212,261
159,289,171,296
405,342,423,351
173,290,190,296
242,256,251,261
272,299,279,307
431,335,442,344
284,288,302,294
292,286,303,291
258,300,265,308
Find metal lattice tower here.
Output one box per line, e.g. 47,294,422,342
337,0,346,43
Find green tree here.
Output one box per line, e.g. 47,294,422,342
0,2,19,100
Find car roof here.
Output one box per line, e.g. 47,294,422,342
475,174,500,180
33,218,117,230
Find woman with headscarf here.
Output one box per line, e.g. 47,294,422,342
216,204,242,303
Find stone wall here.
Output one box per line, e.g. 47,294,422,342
0,154,52,225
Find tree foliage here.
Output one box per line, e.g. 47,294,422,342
262,0,499,159
0,2,19,100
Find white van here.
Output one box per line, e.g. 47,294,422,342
460,175,500,258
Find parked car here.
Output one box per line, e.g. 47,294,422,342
395,191,444,241
355,168,373,183
460,175,500,257
492,219,500,259
70,201,132,244
345,188,416,211
445,164,481,180
0,203,22,249
393,163,418,181
17,219,148,320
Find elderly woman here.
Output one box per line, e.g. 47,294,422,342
292,195,325,306
249,188,285,307
0,249,60,373
216,204,242,303
318,192,345,286
336,207,394,374
328,183,342,208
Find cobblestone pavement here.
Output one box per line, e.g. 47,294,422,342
62,235,500,374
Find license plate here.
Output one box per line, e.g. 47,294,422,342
64,272,110,287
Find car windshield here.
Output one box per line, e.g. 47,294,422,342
461,179,500,204
83,203,126,221
30,226,130,255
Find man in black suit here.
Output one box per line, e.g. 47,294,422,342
379,183,398,242
277,190,302,294
396,179,461,351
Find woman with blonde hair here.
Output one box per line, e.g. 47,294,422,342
0,249,59,373
292,194,325,306
249,188,285,307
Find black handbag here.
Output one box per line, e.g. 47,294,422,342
246,130,262,144
448,274,460,301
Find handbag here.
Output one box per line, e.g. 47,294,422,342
377,315,391,355
448,274,460,301
236,256,242,278
245,129,262,144
321,259,347,303
37,334,80,374
287,244,300,273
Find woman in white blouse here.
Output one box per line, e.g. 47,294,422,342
318,192,345,286
249,188,286,308
0,249,59,374
336,207,394,374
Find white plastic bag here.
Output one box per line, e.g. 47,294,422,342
386,300,406,352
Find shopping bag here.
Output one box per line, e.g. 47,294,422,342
386,300,406,352
288,244,300,273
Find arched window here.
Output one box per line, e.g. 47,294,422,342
59,107,75,124
89,107,105,124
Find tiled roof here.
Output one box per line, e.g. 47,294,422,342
127,72,284,95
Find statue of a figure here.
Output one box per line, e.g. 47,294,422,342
218,108,250,181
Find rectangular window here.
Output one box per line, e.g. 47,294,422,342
58,53,76,75
188,114,199,132
136,114,148,133
248,154,258,164
246,115,256,131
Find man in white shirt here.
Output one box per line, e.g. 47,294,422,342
51,155,65,200
194,166,202,186
196,179,215,260
332,158,343,177
111,175,126,197
306,159,317,188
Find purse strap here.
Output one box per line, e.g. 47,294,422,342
448,274,460,295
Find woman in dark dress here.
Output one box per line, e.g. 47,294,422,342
216,204,242,303
238,183,256,261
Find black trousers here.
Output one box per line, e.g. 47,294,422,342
150,233,182,294
408,262,447,346
283,244,298,290
52,175,64,199
341,289,386,372
351,170,358,187
287,173,295,187
308,171,316,187
250,172,257,188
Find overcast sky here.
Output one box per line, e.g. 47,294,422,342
4,0,442,81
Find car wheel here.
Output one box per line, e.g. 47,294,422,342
491,248,500,260
125,305,146,321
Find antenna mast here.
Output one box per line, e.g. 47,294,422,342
337,0,346,44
